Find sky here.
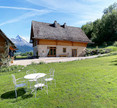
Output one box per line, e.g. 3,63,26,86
0,0,117,42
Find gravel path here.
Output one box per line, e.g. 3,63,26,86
10,54,105,66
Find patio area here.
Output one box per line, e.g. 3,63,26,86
10,55,102,66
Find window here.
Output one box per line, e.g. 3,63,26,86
63,48,66,53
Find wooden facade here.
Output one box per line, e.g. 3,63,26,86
35,39,87,47
0,35,6,59
0,30,16,66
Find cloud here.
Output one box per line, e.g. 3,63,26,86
0,6,51,26
0,6,44,12
26,0,89,13
73,10,103,27
82,0,116,3
26,0,111,13
82,0,102,2
26,0,104,26
26,0,117,26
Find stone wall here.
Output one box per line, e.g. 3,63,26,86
34,45,86,57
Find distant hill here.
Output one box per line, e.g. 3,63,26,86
11,35,33,53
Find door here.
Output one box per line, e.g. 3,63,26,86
48,47,56,57
72,49,77,57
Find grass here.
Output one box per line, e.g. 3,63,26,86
15,56,28,59
1,55,117,107
88,45,117,52
105,46,117,52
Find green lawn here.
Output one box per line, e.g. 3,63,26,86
1,55,117,107
15,56,28,59
88,45,117,52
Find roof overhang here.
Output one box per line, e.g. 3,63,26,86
32,37,92,43
0,29,17,48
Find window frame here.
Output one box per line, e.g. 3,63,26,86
63,48,66,53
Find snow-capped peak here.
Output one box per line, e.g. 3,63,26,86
16,35,27,42
10,35,33,53
11,35,32,47
16,35,22,41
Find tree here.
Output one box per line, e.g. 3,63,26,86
81,2,117,46
81,22,93,39
103,2,117,15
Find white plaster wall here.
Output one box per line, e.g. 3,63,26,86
38,45,48,57
57,46,86,57
37,45,86,57
56,46,71,57
77,47,86,56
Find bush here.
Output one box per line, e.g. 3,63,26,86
113,41,117,47
85,48,111,56
0,65,24,72
102,42,107,47
39,61,45,64
29,61,45,66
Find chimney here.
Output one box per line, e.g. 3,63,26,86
54,20,57,27
63,23,66,28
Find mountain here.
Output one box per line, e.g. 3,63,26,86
11,35,33,53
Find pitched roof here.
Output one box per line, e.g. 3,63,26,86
30,21,91,43
0,29,16,48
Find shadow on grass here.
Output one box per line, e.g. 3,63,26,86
1,88,32,99
111,59,117,65
21,94,33,99
111,60,117,62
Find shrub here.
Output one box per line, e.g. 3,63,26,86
102,42,107,47
39,61,45,64
29,61,45,66
85,48,111,56
113,41,117,47
0,65,24,72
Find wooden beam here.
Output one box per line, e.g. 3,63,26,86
38,39,88,47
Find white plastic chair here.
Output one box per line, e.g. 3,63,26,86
44,68,56,87
12,74,27,98
34,76,48,98
26,69,37,88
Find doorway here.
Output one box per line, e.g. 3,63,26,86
72,49,77,57
48,47,56,57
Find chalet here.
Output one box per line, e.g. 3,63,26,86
30,21,91,57
0,29,16,65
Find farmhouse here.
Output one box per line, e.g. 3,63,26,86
0,29,16,65
30,21,91,57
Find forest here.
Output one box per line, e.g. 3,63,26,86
81,3,117,47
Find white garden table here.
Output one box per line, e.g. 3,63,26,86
24,73,46,80
24,73,46,92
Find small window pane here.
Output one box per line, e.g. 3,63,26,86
63,48,66,53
